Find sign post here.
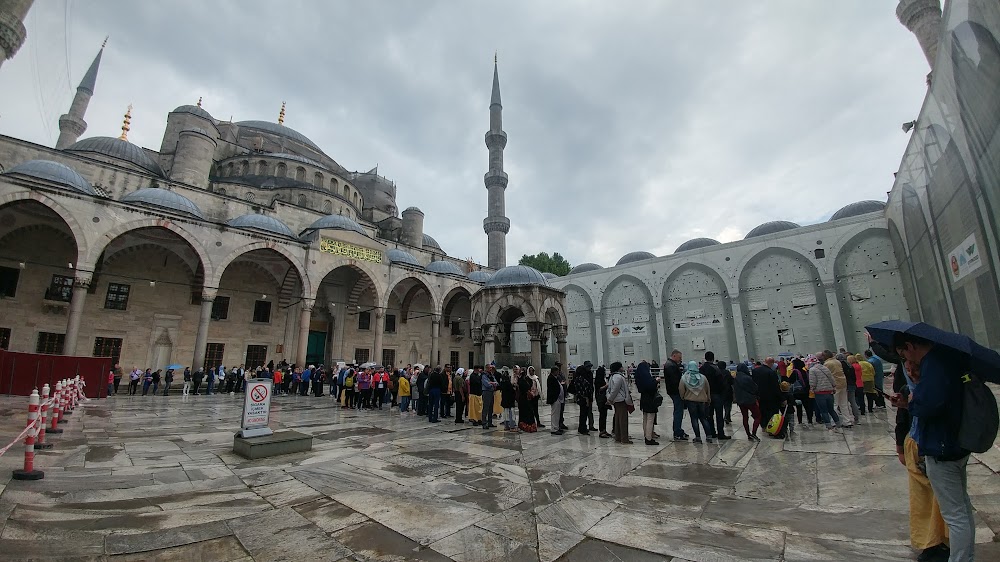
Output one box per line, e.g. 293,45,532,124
240,379,273,438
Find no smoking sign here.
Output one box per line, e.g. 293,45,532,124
240,380,273,438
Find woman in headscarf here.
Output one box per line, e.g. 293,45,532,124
594,366,611,438
679,360,714,443
605,361,634,444
807,354,840,429
733,363,761,441
527,366,544,429
517,366,537,433
784,358,812,425
634,361,660,445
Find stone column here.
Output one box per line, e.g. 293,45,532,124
526,322,544,372
471,327,484,367
296,300,314,367
191,288,217,371
63,270,93,356
483,325,497,366
824,284,848,351
554,325,569,371
653,307,668,364
730,296,749,361
593,313,606,366
430,314,441,367
373,310,385,366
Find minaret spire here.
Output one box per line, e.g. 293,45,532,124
118,104,132,141
483,55,510,270
56,39,106,149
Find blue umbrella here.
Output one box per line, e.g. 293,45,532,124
164,364,184,370
865,320,1000,383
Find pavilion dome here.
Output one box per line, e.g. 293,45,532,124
616,251,656,266
423,234,443,252
829,200,886,221
65,136,165,176
303,214,366,235
226,213,296,238
745,221,800,239
675,238,720,253
542,272,559,279
569,262,603,275
426,260,464,276
171,104,215,122
387,248,421,267
485,265,549,287
4,160,96,196
122,188,205,220
468,270,493,283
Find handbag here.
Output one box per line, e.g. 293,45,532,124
627,403,635,414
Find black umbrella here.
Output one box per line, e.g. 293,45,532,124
866,320,1000,384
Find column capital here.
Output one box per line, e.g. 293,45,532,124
483,324,498,340
553,324,568,341
201,287,218,302
72,271,93,289
526,321,545,341
300,298,316,313
471,327,484,345
430,313,442,325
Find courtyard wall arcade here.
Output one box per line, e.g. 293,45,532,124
0,178,482,372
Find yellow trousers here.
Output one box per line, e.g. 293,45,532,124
493,390,503,415
469,395,483,422
904,435,948,549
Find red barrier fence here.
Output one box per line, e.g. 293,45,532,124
0,350,110,398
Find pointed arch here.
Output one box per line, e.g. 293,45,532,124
209,241,311,297
86,217,212,279
0,191,89,266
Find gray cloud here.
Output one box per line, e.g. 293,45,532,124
0,0,928,268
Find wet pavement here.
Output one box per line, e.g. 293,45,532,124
0,390,998,561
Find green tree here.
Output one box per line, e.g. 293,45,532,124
519,252,571,276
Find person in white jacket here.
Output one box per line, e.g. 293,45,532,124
605,361,634,444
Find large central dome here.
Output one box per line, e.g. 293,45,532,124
236,120,322,152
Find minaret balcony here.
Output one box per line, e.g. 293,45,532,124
484,170,508,189
483,216,510,234
484,130,507,149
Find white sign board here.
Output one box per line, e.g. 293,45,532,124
240,379,273,438
947,233,983,283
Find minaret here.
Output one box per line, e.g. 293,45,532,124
56,39,106,149
896,0,943,68
483,55,510,270
0,0,34,71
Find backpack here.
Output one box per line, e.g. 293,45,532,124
345,374,354,388
958,373,999,454
790,369,804,394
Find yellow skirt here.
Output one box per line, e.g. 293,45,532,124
493,390,503,415
469,395,483,422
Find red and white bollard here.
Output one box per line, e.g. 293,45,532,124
12,389,44,480
35,384,52,450
62,379,73,416
50,381,64,433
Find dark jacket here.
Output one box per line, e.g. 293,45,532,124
733,364,759,406
500,374,516,408
909,346,969,460
751,365,781,404
893,361,911,448
427,370,444,392
839,360,856,388
594,367,608,405
700,362,725,396
634,362,659,413
546,369,564,405
469,371,482,395
574,366,594,405
663,358,683,396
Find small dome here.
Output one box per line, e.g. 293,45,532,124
829,200,886,221
423,234,443,251
4,160,96,196
675,238,721,253
226,214,295,238
172,105,215,122
542,272,559,279
122,188,205,220
235,120,322,152
569,262,603,275
65,137,165,176
616,251,656,266
426,260,464,276
745,221,801,239
402,206,423,215
387,248,421,267
468,270,493,283
303,214,366,235
485,265,549,287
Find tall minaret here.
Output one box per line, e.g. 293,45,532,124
56,39,106,149
483,55,510,270
896,0,943,68
0,0,34,71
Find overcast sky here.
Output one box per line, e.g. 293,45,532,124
0,1,929,268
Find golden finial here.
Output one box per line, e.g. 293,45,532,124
196,96,202,108
102,36,109,49
278,101,286,125
118,104,132,141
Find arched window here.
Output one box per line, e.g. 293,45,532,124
257,160,267,175
323,200,332,214
295,167,306,181
330,177,339,191
343,186,350,199
297,194,307,207
353,193,358,206
225,162,234,176
314,172,323,187
217,187,227,196
240,160,249,175
277,163,287,177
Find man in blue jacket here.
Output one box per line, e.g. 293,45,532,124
895,333,975,562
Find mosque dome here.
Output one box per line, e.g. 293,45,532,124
226,213,296,238
423,234,443,252
485,265,549,287
387,248,421,267
171,104,215,122
616,251,656,266
426,260,464,276
569,262,603,275
542,272,559,280
403,206,424,214
468,270,493,283
675,238,721,253
829,200,886,221
235,120,322,152
4,160,96,196
303,214,366,235
65,137,165,176
745,221,801,239
122,188,205,220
